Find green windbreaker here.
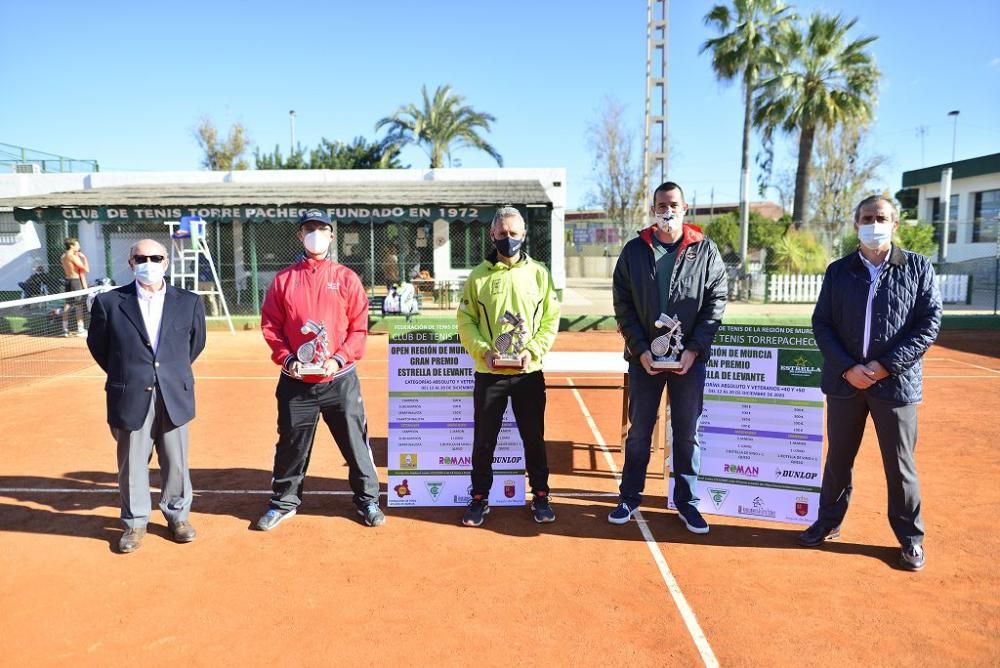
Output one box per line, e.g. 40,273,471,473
457,252,560,374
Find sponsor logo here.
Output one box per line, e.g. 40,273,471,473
708,488,729,510
439,455,472,466
776,349,823,387
393,479,411,498
493,456,521,465
684,247,698,262
795,496,809,517
774,469,818,480
724,463,759,478
737,496,776,519
424,481,445,502
490,279,503,295
454,484,474,505
400,453,418,469
503,480,516,498
326,281,340,292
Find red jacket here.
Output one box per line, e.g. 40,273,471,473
261,257,368,383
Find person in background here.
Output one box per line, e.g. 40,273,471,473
60,237,89,336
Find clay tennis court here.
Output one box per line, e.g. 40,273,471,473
0,329,997,666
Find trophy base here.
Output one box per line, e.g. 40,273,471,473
298,364,328,376
650,358,683,370
493,356,525,369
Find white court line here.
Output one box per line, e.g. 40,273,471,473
944,358,1000,374
566,378,719,668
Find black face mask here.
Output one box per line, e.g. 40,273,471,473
494,236,523,258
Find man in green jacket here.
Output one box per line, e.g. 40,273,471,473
457,206,560,527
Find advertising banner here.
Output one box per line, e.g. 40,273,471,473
387,319,525,507
668,324,824,525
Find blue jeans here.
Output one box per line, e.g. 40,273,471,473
619,359,705,509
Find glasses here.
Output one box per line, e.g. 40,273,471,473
132,254,164,263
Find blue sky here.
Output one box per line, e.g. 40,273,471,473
1,0,998,209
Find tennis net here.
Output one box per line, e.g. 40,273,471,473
0,286,106,392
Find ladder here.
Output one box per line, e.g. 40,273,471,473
166,216,235,334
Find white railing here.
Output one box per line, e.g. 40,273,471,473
766,273,969,304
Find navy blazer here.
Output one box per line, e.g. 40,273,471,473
87,282,206,431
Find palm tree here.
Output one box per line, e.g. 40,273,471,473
753,12,880,226
701,0,794,271
375,84,503,168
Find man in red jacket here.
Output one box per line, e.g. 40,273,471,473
256,209,383,530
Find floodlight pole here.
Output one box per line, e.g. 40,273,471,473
289,110,297,154
948,110,959,163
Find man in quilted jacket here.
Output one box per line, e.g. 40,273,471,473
799,196,942,572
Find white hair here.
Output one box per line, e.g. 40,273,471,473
128,238,168,259
491,206,524,230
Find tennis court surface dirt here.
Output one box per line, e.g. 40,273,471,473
0,330,997,666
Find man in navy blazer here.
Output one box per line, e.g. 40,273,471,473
87,239,206,553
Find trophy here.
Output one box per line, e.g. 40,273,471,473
649,313,684,370
492,310,528,369
296,320,331,376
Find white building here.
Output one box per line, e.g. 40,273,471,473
0,168,565,306
901,152,1000,264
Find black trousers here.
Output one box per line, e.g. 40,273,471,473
818,391,924,546
471,370,549,498
269,368,379,511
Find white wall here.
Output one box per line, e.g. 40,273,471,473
915,172,1000,263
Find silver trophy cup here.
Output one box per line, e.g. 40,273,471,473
492,310,528,369
650,313,684,370
296,320,331,376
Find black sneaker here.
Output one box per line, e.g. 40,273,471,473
255,507,296,531
797,521,841,547
358,503,386,527
677,505,710,534
462,496,490,527
530,493,556,523
900,544,925,571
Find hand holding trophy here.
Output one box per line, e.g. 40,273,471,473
491,310,528,369
649,313,684,370
296,320,331,376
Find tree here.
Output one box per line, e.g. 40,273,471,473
255,137,403,170
842,221,937,258
809,121,887,253
586,97,646,241
753,12,880,226
194,117,251,171
701,0,794,272
375,84,502,168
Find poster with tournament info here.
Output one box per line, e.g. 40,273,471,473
668,324,824,525
387,318,525,508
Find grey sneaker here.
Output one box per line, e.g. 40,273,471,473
530,493,556,523
900,544,925,571
358,503,386,527
462,496,490,527
255,507,296,531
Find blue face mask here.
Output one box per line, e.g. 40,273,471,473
494,236,523,258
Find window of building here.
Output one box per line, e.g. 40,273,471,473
973,189,1000,243
929,195,958,244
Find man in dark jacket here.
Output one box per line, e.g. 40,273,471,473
610,181,727,532
799,196,941,572
87,239,206,553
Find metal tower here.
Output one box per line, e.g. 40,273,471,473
643,0,669,200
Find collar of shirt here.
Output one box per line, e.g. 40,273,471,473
858,245,890,280
135,279,167,301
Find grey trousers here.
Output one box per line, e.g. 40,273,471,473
818,392,924,547
113,387,192,529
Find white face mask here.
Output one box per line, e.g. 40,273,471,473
858,222,893,250
303,230,331,255
133,261,166,286
655,211,682,233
